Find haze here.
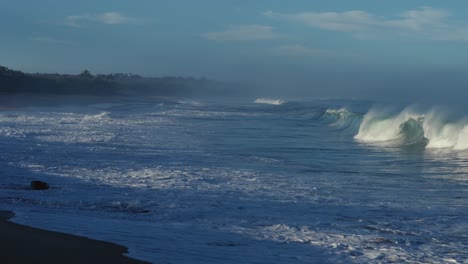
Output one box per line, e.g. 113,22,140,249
2,0,468,102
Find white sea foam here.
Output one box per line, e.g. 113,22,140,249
229,224,422,264
177,100,204,106
355,108,468,150
254,98,286,105
324,108,353,123
81,111,111,123
1,101,466,263
325,108,349,116
355,109,424,143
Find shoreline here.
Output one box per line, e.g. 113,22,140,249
0,211,148,264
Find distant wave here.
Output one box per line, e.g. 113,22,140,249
354,109,468,150
254,98,286,105
177,100,204,106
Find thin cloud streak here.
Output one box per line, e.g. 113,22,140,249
64,12,142,27
264,10,377,32
264,6,468,41
202,24,279,41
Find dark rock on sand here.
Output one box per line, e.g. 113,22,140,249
30,181,50,190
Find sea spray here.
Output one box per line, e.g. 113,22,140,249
354,108,468,150
423,111,468,150
355,109,425,144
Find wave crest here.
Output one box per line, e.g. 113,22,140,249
322,108,362,133
254,98,286,105
355,110,425,144
399,117,428,146
355,109,468,150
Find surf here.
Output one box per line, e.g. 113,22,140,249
254,98,286,105
354,108,468,150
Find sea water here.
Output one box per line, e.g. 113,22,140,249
0,98,466,263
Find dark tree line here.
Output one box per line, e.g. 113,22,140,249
0,66,223,97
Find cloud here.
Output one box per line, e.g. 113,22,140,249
268,45,328,56
96,12,137,24
386,6,449,31
64,12,142,27
264,10,377,32
264,6,468,41
202,24,279,41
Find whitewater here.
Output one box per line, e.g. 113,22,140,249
0,98,466,263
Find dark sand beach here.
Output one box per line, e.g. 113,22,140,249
0,211,148,264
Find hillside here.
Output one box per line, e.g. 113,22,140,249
0,66,223,97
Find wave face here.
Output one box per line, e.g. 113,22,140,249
354,109,468,150
355,110,427,146
399,117,428,146
322,108,362,133
254,98,286,105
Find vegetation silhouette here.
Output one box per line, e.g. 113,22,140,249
0,65,223,97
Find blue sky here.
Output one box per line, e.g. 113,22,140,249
2,1,468,99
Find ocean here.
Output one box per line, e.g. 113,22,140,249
0,97,466,263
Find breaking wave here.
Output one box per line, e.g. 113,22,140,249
354,110,427,147
254,98,286,105
354,109,468,150
321,108,363,134
320,106,468,150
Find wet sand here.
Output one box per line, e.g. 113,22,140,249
0,211,148,264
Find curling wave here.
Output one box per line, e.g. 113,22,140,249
322,108,363,134
354,109,468,150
